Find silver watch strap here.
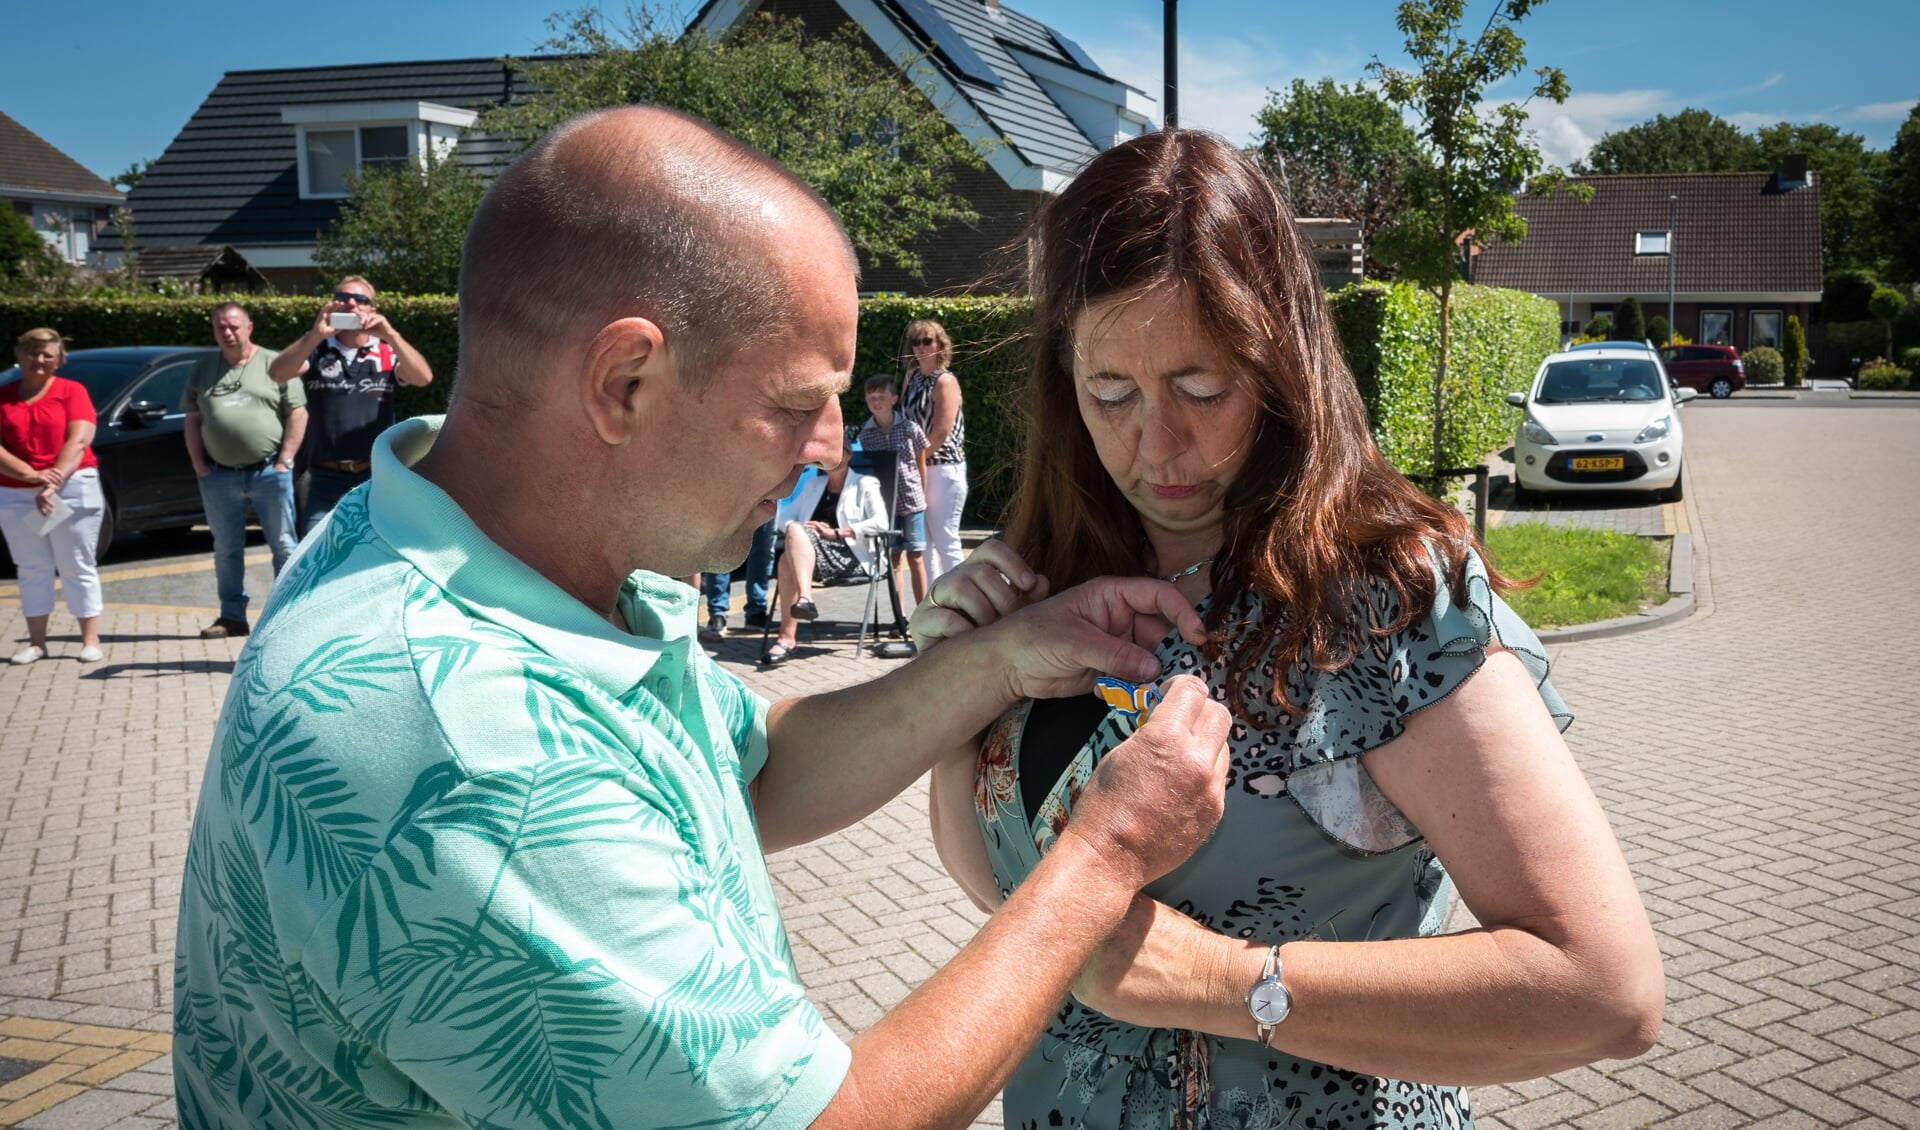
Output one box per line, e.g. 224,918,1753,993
1255,944,1280,1046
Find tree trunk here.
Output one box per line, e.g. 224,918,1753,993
1432,280,1453,493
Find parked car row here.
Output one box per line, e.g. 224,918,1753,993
0,346,214,559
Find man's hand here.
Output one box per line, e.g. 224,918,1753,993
1059,675,1231,890
193,463,212,478
356,310,393,339
965,573,1207,703
312,301,344,338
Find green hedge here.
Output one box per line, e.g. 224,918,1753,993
1328,283,1560,480
5,284,1557,524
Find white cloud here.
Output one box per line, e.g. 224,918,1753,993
1845,99,1918,122
1515,88,1671,168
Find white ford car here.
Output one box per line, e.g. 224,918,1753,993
1507,346,1697,503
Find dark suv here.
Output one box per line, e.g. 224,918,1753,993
1,346,215,558
1658,344,1745,398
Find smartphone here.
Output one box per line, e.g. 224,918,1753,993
328,312,363,331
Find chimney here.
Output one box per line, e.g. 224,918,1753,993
983,0,1000,8
1782,153,1808,183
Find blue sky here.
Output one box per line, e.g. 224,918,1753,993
4,0,1914,185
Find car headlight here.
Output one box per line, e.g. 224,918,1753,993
1634,415,1673,444
1521,416,1558,446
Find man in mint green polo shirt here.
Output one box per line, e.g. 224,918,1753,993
174,106,1232,1130
182,301,306,638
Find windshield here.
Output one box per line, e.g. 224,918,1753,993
1535,358,1666,404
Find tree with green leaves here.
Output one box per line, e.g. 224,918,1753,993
483,6,984,280
314,149,487,296
1647,314,1670,347
0,207,76,296
1369,0,1587,489
1869,286,1907,360
1781,314,1808,385
1753,122,1886,273
1573,108,1759,175
1251,78,1422,276
1613,296,1645,343
114,158,154,195
1878,103,1920,284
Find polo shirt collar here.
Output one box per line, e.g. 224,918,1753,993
367,416,696,701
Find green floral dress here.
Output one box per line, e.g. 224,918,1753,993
974,551,1570,1130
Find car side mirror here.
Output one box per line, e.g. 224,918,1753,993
1674,387,1698,403
1504,392,1527,407
119,401,168,427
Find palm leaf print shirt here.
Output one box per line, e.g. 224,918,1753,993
173,416,850,1129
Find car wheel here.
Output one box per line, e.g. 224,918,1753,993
94,493,117,561
1710,378,1733,398
1660,467,1684,503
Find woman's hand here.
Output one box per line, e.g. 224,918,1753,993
35,486,57,516
35,466,66,488
909,539,1049,650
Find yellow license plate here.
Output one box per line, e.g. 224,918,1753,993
1571,456,1625,472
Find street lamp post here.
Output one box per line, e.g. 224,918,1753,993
1163,0,1178,128
1667,194,1678,346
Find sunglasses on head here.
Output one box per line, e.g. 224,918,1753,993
333,292,374,306
911,336,938,346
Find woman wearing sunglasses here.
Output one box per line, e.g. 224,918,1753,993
268,275,434,535
900,320,967,582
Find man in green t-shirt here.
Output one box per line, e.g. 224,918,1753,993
181,302,306,638
174,107,1232,1130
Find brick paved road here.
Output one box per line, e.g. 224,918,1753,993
2,402,1918,1126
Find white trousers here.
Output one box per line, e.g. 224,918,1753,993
923,461,969,582
0,469,105,619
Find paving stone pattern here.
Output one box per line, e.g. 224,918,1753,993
1,405,1916,1127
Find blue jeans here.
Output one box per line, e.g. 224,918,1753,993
198,463,297,623
301,466,369,537
704,519,775,617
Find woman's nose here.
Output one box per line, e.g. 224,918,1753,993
1136,399,1188,464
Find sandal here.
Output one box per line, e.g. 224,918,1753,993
762,642,793,665
790,599,819,622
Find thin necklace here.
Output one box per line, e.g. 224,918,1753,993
1160,558,1213,583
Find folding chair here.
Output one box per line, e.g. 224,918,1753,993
758,449,912,662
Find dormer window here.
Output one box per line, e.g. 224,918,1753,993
1635,230,1671,255
281,101,479,199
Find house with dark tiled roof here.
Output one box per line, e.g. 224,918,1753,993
109,58,532,293
0,110,124,266
1470,163,1823,353
693,0,1156,292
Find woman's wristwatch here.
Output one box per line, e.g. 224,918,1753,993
1246,944,1291,1047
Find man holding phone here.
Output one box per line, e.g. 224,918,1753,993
268,275,433,534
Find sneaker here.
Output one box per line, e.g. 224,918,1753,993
199,618,249,639
698,613,726,643
8,644,45,666
78,645,104,663
790,599,819,622
743,608,769,629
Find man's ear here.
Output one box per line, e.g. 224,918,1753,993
580,317,672,446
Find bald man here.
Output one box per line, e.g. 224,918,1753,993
173,107,1231,1130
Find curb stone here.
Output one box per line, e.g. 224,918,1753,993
1531,467,1700,646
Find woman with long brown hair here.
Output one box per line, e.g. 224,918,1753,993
916,131,1662,1129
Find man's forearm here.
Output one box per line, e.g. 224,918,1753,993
279,409,308,464
387,328,433,387
812,833,1133,1130
268,333,320,383
757,630,1012,852
184,415,208,473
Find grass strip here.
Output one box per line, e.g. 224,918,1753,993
1484,523,1670,630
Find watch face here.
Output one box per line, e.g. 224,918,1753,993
1249,979,1292,1024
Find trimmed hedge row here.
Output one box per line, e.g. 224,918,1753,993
1328,283,1561,480
5,284,1557,524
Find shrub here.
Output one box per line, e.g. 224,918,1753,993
1647,315,1670,347
1781,315,1808,386
1899,346,1920,373
1858,358,1913,390
1327,282,1560,480
1743,346,1784,384
1582,312,1612,339
1613,297,1646,344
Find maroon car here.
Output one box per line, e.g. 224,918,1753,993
1658,344,1745,398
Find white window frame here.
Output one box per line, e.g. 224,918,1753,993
282,102,479,200
1634,230,1671,255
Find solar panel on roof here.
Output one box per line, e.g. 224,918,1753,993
890,0,1004,89
1046,27,1107,77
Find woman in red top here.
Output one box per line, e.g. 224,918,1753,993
0,328,106,664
